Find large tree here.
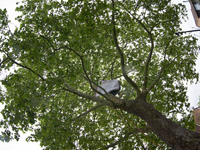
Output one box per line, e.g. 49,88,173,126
0,0,200,149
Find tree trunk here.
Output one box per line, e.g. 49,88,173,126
121,96,200,150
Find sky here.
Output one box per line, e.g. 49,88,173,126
0,0,200,150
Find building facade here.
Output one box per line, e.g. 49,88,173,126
189,0,200,27
194,107,200,133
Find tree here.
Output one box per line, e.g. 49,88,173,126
0,0,200,149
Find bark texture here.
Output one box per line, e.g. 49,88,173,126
118,95,200,150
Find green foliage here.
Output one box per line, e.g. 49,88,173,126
0,0,199,149
0,134,11,142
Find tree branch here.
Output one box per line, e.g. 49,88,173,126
146,67,164,93
117,1,154,92
40,35,56,51
74,104,104,120
6,54,45,81
38,36,106,97
63,83,113,107
110,57,116,80
127,13,154,91
102,57,117,80
61,45,123,106
111,0,141,96
113,69,135,79
146,59,176,94
0,57,8,66
143,35,154,91
146,38,175,93
64,81,125,108
40,32,125,107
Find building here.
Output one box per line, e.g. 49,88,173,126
194,107,200,133
189,0,200,27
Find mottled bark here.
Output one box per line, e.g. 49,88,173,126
118,95,200,150
64,80,200,149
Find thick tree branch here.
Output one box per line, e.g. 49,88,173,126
61,45,123,106
127,14,154,91
143,35,154,91
64,82,125,108
111,0,141,96
118,1,154,92
41,40,99,95
45,43,123,106
63,83,113,107
123,99,200,150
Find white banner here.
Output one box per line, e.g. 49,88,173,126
95,79,120,97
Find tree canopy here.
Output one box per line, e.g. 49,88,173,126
0,0,200,149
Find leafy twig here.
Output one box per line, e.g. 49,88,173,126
0,57,8,66
6,54,45,81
